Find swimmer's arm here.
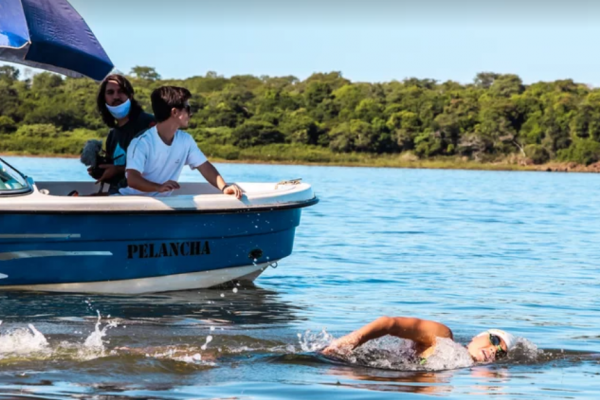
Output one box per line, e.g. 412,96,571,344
387,317,453,348
323,316,453,353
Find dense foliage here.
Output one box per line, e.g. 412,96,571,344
2,65,600,166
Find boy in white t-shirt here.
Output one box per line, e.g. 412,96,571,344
120,86,242,198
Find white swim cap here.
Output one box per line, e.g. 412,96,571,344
477,329,517,351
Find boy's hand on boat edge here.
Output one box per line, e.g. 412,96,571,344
222,183,243,199
158,180,180,192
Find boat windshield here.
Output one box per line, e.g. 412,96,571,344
0,158,31,195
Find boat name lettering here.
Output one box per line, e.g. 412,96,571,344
127,241,211,259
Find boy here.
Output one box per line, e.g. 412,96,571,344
120,86,241,198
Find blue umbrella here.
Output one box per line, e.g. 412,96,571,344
0,0,113,81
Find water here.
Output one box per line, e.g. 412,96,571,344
1,156,599,399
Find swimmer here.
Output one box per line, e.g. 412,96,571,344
322,316,516,364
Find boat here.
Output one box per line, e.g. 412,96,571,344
0,159,317,293
0,1,318,293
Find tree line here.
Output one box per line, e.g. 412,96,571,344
2,65,600,166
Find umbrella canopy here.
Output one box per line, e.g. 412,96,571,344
0,0,113,81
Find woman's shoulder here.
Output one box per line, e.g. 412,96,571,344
140,112,156,124
133,112,156,130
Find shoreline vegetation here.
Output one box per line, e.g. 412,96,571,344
2,65,600,174
3,149,599,174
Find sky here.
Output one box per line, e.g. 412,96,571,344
11,0,600,85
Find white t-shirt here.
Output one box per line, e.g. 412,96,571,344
119,127,207,197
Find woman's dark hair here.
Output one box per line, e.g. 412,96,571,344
96,74,144,128
151,86,192,123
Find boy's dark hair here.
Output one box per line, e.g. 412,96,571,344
151,86,192,123
96,74,143,128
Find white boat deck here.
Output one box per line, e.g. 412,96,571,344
0,181,317,213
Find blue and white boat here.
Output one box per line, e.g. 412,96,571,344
0,159,317,293
0,0,318,293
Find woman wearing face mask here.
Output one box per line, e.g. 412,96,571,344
92,74,155,194
321,316,517,365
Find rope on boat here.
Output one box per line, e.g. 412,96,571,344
275,178,302,189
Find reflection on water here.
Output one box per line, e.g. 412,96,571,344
0,286,303,327
271,348,600,396
325,367,456,395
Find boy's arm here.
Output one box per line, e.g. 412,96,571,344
124,138,179,193
197,161,243,199
126,170,179,193
186,136,242,199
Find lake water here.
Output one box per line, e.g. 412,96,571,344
1,156,599,399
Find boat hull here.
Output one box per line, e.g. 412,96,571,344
0,209,300,293
0,262,276,294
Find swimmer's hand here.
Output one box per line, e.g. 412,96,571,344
321,332,361,357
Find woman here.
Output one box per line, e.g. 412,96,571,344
92,74,155,194
322,316,517,364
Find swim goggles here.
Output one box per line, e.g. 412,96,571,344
489,334,507,358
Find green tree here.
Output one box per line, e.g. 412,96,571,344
329,120,379,152
0,116,16,133
0,65,19,82
304,82,332,108
32,72,63,91
279,111,322,145
130,66,161,81
355,98,383,123
231,121,285,148
571,92,600,141
387,110,420,151
558,138,600,165
15,123,59,138
474,72,500,89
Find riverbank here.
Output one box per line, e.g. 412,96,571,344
3,149,600,173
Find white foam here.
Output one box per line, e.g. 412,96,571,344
312,333,474,371
315,332,546,371
0,311,118,362
0,324,50,358
77,311,118,359
297,328,334,352
201,335,213,351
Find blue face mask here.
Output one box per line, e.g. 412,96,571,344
106,98,131,120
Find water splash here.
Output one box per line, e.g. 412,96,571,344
0,323,50,359
141,347,214,365
298,328,334,352
322,336,475,371
201,335,213,351
76,311,118,359
337,336,426,370
418,338,474,370
315,333,545,371
0,311,118,362
504,337,543,364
